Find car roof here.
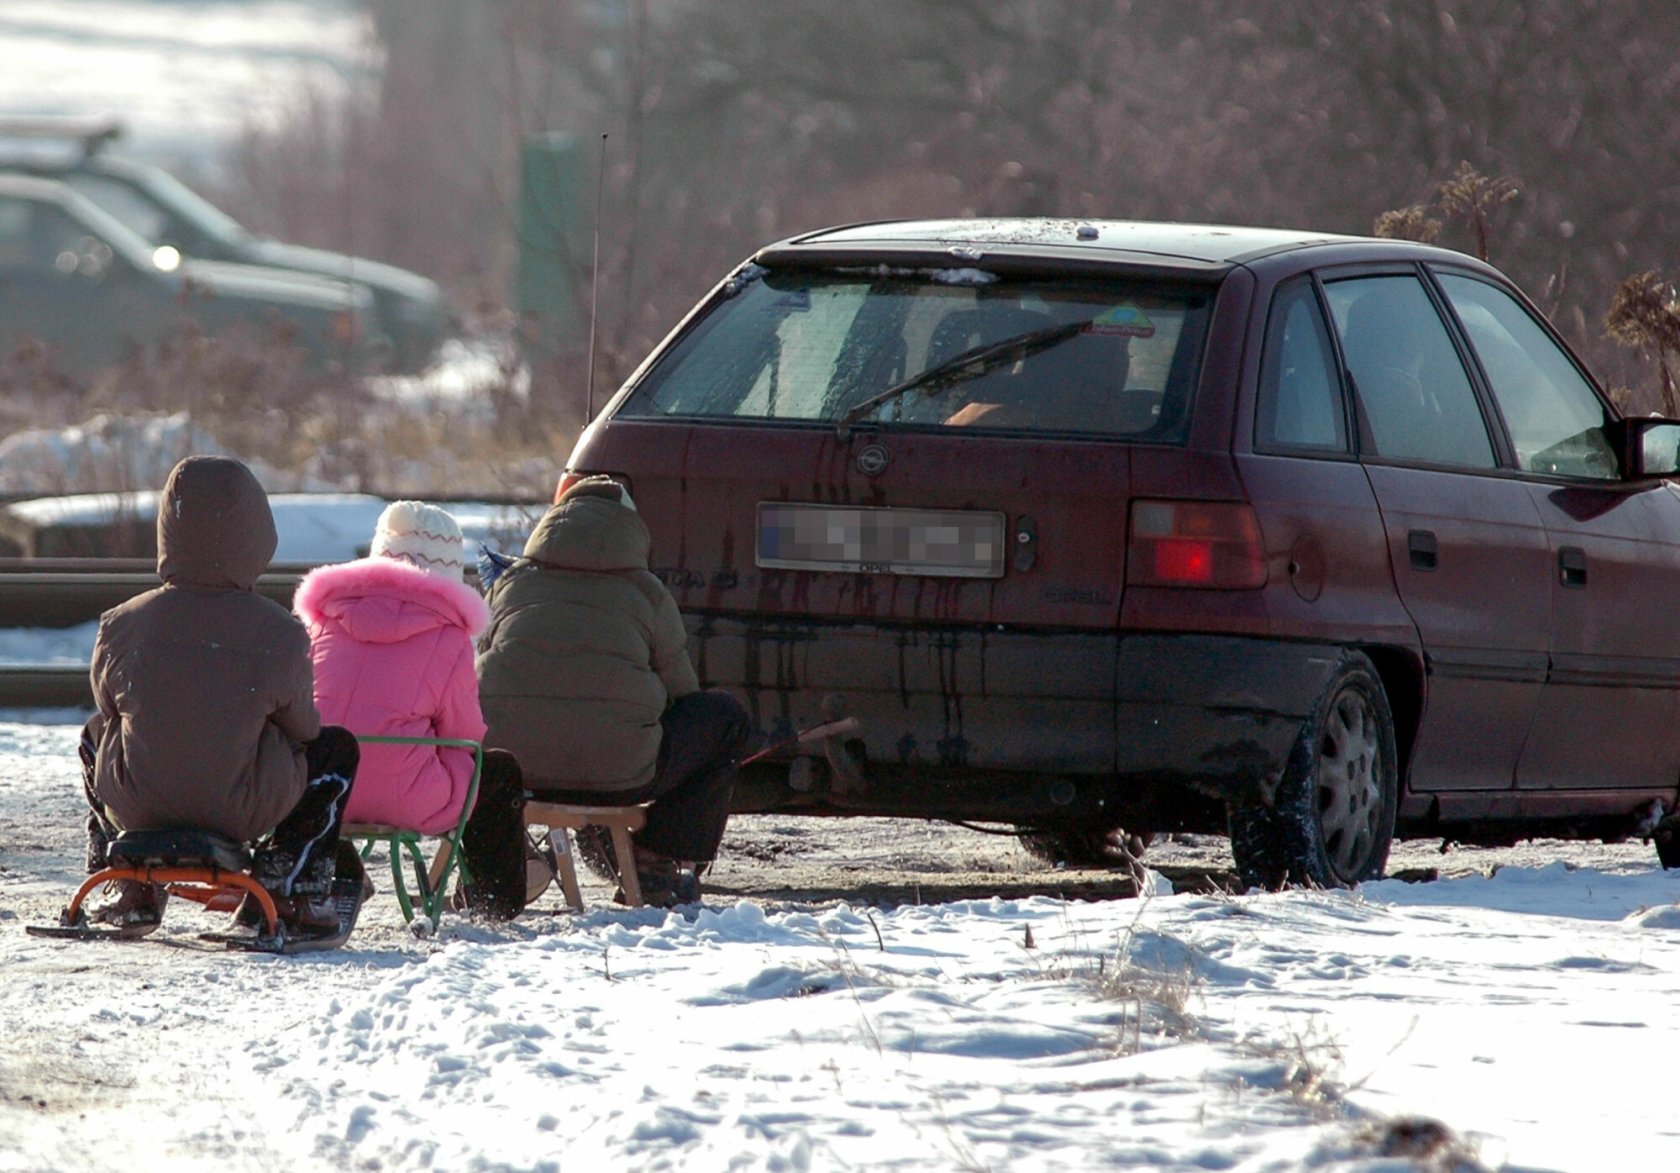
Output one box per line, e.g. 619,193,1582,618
0,115,121,151
0,116,126,172
0,152,137,180
0,172,82,201
758,217,1463,274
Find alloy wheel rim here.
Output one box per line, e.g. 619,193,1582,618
1314,685,1384,879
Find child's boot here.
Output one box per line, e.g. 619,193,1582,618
86,879,167,929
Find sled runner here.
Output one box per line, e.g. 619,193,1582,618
200,846,367,954
27,830,366,955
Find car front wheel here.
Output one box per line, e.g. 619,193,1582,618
1228,650,1398,890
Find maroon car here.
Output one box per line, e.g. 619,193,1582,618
560,218,1680,888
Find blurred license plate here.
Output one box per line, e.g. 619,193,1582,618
757,503,1006,578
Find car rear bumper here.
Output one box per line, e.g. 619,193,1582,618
1114,633,1343,802
690,615,1343,821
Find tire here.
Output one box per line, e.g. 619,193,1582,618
1228,650,1397,891
1018,822,1152,868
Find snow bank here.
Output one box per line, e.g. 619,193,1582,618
0,411,323,498
1,489,539,568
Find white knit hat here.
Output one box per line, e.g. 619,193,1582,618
370,500,465,580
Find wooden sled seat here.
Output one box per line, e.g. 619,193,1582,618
523,800,650,910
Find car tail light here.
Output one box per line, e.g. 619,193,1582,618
554,471,634,504
1127,500,1267,589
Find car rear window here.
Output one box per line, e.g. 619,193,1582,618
617,267,1212,440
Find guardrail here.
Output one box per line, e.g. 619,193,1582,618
0,558,319,627
0,559,333,709
0,666,91,708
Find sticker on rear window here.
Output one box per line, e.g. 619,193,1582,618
1084,304,1156,338
766,290,811,312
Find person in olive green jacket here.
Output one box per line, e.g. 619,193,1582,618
475,475,752,905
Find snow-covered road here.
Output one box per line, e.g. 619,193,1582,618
5,716,1680,1171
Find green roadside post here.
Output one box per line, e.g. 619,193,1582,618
514,132,585,384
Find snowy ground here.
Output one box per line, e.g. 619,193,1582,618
4,709,1680,1171
0,0,371,169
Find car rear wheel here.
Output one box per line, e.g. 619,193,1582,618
1228,650,1397,890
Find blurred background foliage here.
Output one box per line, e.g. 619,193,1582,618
206,0,1680,421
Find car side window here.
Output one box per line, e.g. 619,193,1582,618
1256,277,1347,453
1324,274,1496,469
61,174,171,244
0,201,96,274
1437,273,1617,480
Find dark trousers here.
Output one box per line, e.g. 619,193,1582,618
530,690,755,862
458,748,526,919
82,725,360,898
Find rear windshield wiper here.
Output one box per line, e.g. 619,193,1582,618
836,317,1092,439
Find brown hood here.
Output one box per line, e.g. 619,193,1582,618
156,456,277,589
88,453,317,840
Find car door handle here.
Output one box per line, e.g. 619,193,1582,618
1407,529,1438,571
1559,546,1588,588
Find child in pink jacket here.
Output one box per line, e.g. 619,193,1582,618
293,501,526,918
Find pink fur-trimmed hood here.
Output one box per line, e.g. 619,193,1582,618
294,557,490,643
295,556,490,834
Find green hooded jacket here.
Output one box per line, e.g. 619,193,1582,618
475,481,698,792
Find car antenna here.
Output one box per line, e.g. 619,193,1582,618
586,131,608,423
342,120,359,385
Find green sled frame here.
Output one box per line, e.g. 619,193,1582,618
344,735,483,927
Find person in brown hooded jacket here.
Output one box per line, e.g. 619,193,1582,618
475,475,753,905
79,455,360,935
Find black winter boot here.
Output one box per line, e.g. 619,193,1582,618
620,845,700,908
458,750,528,920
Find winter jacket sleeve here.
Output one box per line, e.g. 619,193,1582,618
433,629,490,744
648,583,700,701
269,621,323,746
89,617,118,723
475,573,512,657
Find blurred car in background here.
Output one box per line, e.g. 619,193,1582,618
0,172,376,375
0,117,448,373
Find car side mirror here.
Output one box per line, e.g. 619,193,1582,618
1609,416,1680,480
